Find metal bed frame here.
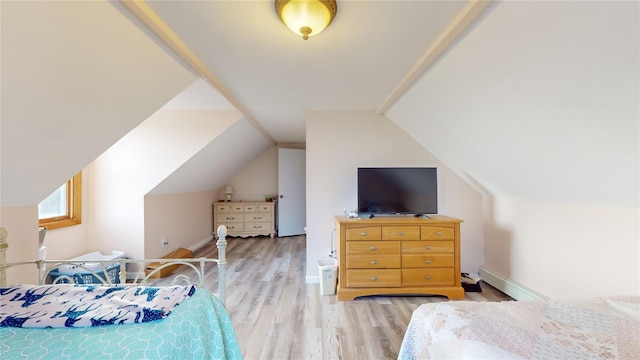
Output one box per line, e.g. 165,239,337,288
0,225,229,305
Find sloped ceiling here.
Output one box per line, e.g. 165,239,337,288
149,116,273,195
3,0,636,210
1,1,196,206
387,1,639,207
142,0,472,143
3,0,488,208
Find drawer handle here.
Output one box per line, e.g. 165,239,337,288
370,246,377,250
360,232,368,236
424,260,432,264
397,231,405,236
226,217,235,220
425,275,432,280
371,277,378,281
434,231,442,236
425,246,432,250
370,260,377,265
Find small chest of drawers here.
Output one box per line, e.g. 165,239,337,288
213,202,275,238
336,215,464,300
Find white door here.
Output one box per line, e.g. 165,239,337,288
277,148,306,236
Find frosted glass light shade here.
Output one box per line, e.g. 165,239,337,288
275,0,337,40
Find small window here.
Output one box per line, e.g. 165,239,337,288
38,172,82,230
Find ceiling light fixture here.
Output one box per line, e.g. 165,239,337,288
275,0,337,40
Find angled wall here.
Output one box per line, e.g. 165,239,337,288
387,1,639,298
85,109,242,260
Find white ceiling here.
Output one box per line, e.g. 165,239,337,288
143,0,471,144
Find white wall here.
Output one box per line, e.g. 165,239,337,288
224,146,279,203
1,0,196,207
306,110,484,282
86,109,239,259
144,190,218,259
485,197,639,298
386,1,639,298
1,206,39,285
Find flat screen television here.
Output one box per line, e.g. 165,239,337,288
357,167,437,216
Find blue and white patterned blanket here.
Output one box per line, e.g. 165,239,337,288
0,284,196,328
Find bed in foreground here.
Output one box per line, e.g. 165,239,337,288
0,225,241,360
398,296,639,359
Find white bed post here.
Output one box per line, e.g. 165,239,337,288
0,227,8,287
216,225,228,305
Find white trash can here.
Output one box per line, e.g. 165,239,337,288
318,258,338,295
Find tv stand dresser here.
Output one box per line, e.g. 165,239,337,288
335,215,464,301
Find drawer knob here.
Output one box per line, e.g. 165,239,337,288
425,246,432,250
434,231,442,236
425,275,432,280
360,231,368,236
371,277,378,281
370,246,377,250
397,231,405,236
425,260,432,264
370,260,377,265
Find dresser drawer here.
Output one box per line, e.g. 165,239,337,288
402,241,454,254
245,223,271,231
346,241,399,255
421,226,455,240
402,268,455,287
223,223,244,232
229,204,245,213
382,226,420,240
346,255,401,269
214,204,231,213
346,227,381,241
402,254,454,268
243,204,258,212
246,213,272,223
346,269,401,288
217,214,244,223
256,204,274,212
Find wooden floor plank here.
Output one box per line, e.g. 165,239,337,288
155,235,512,360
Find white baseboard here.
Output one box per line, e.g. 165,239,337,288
306,275,319,284
188,235,214,252
479,265,548,300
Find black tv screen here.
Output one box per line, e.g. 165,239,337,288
357,167,438,215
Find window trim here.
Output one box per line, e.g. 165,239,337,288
39,172,82,230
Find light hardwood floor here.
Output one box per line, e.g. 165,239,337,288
156,235,512,360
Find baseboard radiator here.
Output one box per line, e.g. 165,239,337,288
479,265,548,301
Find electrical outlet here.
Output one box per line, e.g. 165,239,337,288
161,238,169,247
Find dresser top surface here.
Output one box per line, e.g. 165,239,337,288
213,201,274,205
335,214,462,225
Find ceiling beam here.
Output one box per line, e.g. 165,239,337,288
119,0,276,144
376,0,493,115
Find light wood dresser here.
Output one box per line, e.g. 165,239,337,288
213,202,276,238
335,215,464,300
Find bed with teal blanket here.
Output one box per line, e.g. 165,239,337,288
0,286,242,359
0,225,241,359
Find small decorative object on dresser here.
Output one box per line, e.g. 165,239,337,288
213,202,276,238
335,214,464,301
224,185,234,202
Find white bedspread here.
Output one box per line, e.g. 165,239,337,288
398,296,640,359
